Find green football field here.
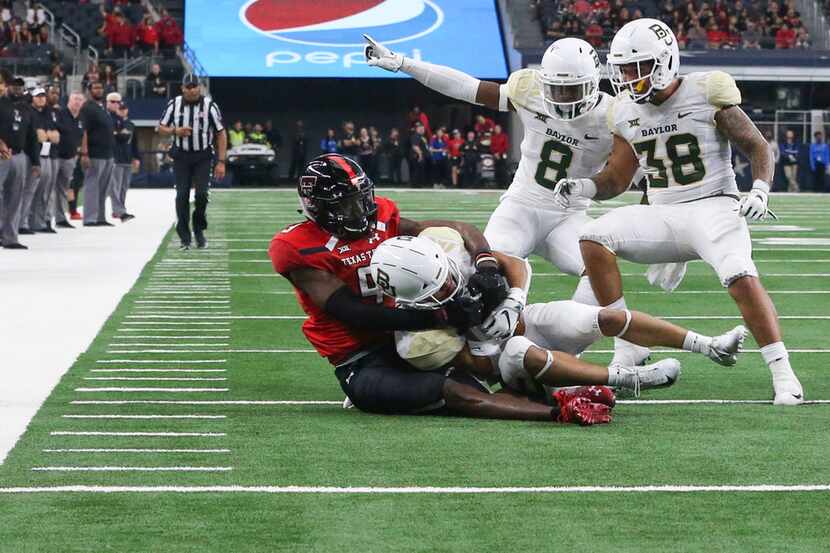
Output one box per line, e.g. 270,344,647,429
1,190,828,552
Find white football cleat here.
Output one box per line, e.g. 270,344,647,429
611,337,651,366
707,325,747,366
772,371,804,406
610,358,681,397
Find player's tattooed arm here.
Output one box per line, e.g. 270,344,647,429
715,105,773,184
399,217,492,259
476,81,514,112
592,134,639,200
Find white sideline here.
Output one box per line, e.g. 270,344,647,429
1,484,828,494
82,377,227,381
89,369,227,373
75,387,230,393
62,414,226,419
43,449,231,453
50,431,226,437
0,189,174,465
96,359,226,363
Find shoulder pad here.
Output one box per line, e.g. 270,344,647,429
506,68,541,110
704,71,741,108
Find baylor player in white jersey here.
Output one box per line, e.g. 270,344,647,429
363,35,613,285
553,18,804,405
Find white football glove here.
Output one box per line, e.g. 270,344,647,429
739,180,770,220
476,287,525,342
363,34,404,72
551,178,596,209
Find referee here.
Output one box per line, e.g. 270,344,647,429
157,74,226,250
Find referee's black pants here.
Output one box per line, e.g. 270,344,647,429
174,150,212,244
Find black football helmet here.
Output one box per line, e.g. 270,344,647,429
298,154,378,240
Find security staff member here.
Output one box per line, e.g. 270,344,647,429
54,92,85,228
110,101,140,222
8,78,40,241
0,69,28,249
157,74,226,250
79,82,116,227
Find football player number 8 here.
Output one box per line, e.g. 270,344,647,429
634,133,706,188
535,140,573,189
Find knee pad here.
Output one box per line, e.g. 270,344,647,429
718,255,758,287
498,336,534,392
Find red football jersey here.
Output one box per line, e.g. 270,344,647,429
269,196,401,365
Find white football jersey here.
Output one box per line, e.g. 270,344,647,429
503,68,614,211
609,71,741,205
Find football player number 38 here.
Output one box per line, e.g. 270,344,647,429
535,139,573,189
634,133,706,188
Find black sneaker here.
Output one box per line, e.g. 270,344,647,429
35,225,57,234
120,213,136,222
56,221,75,229
3,242,28,249
18,228,34,234
179,243,191,251
195,231,207,249
98,221,115,227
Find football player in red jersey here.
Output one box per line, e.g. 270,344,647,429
269,154,611,425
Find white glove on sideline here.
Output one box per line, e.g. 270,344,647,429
363,34,403,72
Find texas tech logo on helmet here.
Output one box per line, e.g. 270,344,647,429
300,176,317,194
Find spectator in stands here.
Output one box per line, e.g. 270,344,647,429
546,19,566,41
137,13,159,55
338,121,359,158
795,27,810,48
100,64,117,95
48,63,66,98
460,130,480,188
408,105,431,140
288,120,307,180
706,21,727,49
687,19,708,48
264,120,282,152
229,120,245,148
780,129,800,192
369,126,382,180
585,19,603,47
810,131,829,192
320,128,338,154
357,127,376,180
110,10,136,57
446,128,463,188
247,123,268,146
429,127,448,188
474,114,495,137
243,122,253,136
775,22,796,48
490,124,509,187
385,128,403,184
155,8,183,51
82,63,100,92
26,3,46,37
742,20,762,48
146,63,167,98
408,121,428,187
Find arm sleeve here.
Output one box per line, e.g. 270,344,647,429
504,69,538,112
324,286,438,331
158,99,175,127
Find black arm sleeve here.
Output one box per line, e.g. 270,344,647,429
324,286,438,331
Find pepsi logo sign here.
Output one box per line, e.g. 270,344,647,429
239,0,444,47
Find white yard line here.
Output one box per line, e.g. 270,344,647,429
111,336,231,339
42,449,231,453
96,359,227,363
74,387,230,393
62,414,226,419
82,377,228,382
89,369,227,373
2,483,829,494
134,300,231,304
68,399,830,406
31,466,233,472
120,322,231,326
108,343,231,347
50,431,226,437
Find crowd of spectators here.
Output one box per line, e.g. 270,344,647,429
97,5,182,57
0,1,51,48
533,0,812,50
312,107,510,188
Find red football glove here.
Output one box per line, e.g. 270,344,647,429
556,396,612,426
553,385,616,409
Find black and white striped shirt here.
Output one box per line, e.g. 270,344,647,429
158,95,224,152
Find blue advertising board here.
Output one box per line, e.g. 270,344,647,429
185,0,508,79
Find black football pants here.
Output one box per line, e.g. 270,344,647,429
174,150,212,244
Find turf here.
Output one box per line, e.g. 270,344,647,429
1,190,828,552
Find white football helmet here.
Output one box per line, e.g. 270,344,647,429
369,235,465,310
607,18,680,102
537,37,601,121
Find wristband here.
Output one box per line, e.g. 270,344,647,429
474,252,498,269
751,179,770,194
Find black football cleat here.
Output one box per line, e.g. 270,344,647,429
3,242,28,249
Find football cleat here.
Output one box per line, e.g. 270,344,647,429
611,337,651,367
707,325,747,366
610,358,681,397
553,385,616,409
557,397,612,425
772,371,804,406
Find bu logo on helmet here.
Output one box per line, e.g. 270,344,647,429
240,0,444,47
649,23,673,45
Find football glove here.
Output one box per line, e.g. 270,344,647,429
551,178,597,209
363,34,404,72
469,263,507,315
556,396,612,425
441,293,484,332
739,180,770,220
476,287,525,341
